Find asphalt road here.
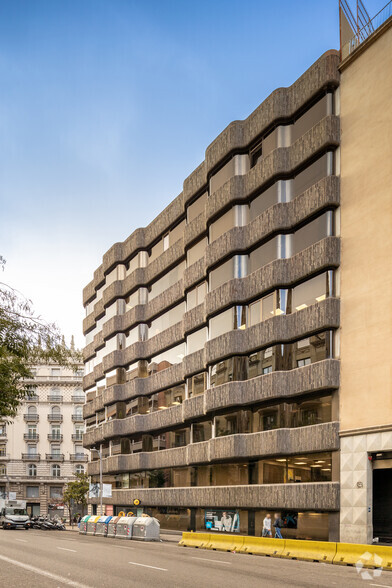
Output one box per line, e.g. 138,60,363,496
0,529,391,588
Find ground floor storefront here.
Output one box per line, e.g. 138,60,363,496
89,503,337,541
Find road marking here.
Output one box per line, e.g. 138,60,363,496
117,545,135,549
0,554,90,587
15,539,27,543
191,556,231,565
57,547,77,553
370,584,392,587
128,561,167,571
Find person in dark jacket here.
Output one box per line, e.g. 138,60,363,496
273,513,283,539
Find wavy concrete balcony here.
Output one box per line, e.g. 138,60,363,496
88,481,339,511
83,51,339,305
86,421,339,471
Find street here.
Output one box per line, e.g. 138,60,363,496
0,530,391,588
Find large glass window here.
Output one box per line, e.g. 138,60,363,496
186,328,208,355
149,302,186,338
209,306,247,340
192,421,212,443
249,237,278,274
126,360,148,382
292,271,333,312
209,154,249,195
292,211,333,255
209,255,248,291
186,282,207,311
209,208,235,243
215,410,252,436
293,152,333,198
148,343,186,375
156,385,185,410
291,95,329,144
187,372,207,397
149,262,185,301
26,486,39,498
187,192,207,223
187,238,207,267
210,357,248,387
260,452,332,484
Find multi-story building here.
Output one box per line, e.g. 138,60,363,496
82,5,392,544
0,363,87,518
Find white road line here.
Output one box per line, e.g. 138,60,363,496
191,556,231,565
0,554,90,587
370,584,392,587
57,546,77,553
117,545,135,549
128,561,167,571
15,539,27,543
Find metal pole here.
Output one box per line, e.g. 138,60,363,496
99,444,103,516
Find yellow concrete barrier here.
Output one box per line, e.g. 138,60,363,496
178,532,211,549
206,533,244,552
334,542,392,571
281,539,337,563
239,537,285,557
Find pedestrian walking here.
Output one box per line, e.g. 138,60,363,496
273,513,283,539
262,513,272,537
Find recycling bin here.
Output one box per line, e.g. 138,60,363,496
79,515,91,535
95,515,112,537
132,517,160,541
107,516,121,538
86,516,101,536
115,516,138,539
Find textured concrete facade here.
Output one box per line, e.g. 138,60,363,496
82,50,341,538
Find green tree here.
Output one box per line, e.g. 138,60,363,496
0,256,81,420
63,473,89,526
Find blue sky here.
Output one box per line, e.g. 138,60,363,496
0,0,386,347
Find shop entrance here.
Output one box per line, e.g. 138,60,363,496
27,503,40,517
373,462,392,541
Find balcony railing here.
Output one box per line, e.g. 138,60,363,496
24,434,39,441
26,395,39,402
71,434,84,441
45,453,64,462
72,414,84,422
47,395,63,403
24,414,39,422
47,434,63,442
24,375,83,382
70,454,88,462
21,453,40,461
72,395,85,403
341,0,392,59
47,414,63,422
0,453,10,460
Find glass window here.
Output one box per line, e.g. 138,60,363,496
187,372,207,397
287,394,332,427
192,421,212,443
249,293,274,326
292,211,333,255
75,465,85,474
126,360,148,381
291,95,328,144
209,208,235,243
149,302,186,338
187,192,207,223
26,486,39,498
52,465,61,478
209,154,249,195
215,410,252,437
260,452,332,484
249,237,278,274
157,385,185,409
292,271,332,312
292,332,332,367
165,428,191,448
250,184,278,221
254,405,284,432
293,152,333,198
209,258,232,291
28,464,37,477
149,262,186,301
209,308,233,340
148,343,186,375
186,238,207,267
50,486,63,499
186,328,208,355
210,356,248,387
186,281,207,311
169,220,185,247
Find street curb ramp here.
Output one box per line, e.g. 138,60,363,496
333,543,392,570
239,537,284,557
281,539,337,563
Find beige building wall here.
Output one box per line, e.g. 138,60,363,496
340,20,392,543
0,363,87,518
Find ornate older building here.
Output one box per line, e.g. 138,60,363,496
82,5,392,544
0,362,86,518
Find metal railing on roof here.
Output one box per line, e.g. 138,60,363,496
342,0,392,59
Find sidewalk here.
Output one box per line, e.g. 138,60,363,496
65,525,181,542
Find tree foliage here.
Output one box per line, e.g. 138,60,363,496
63,473,89,525
0,256,82,419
